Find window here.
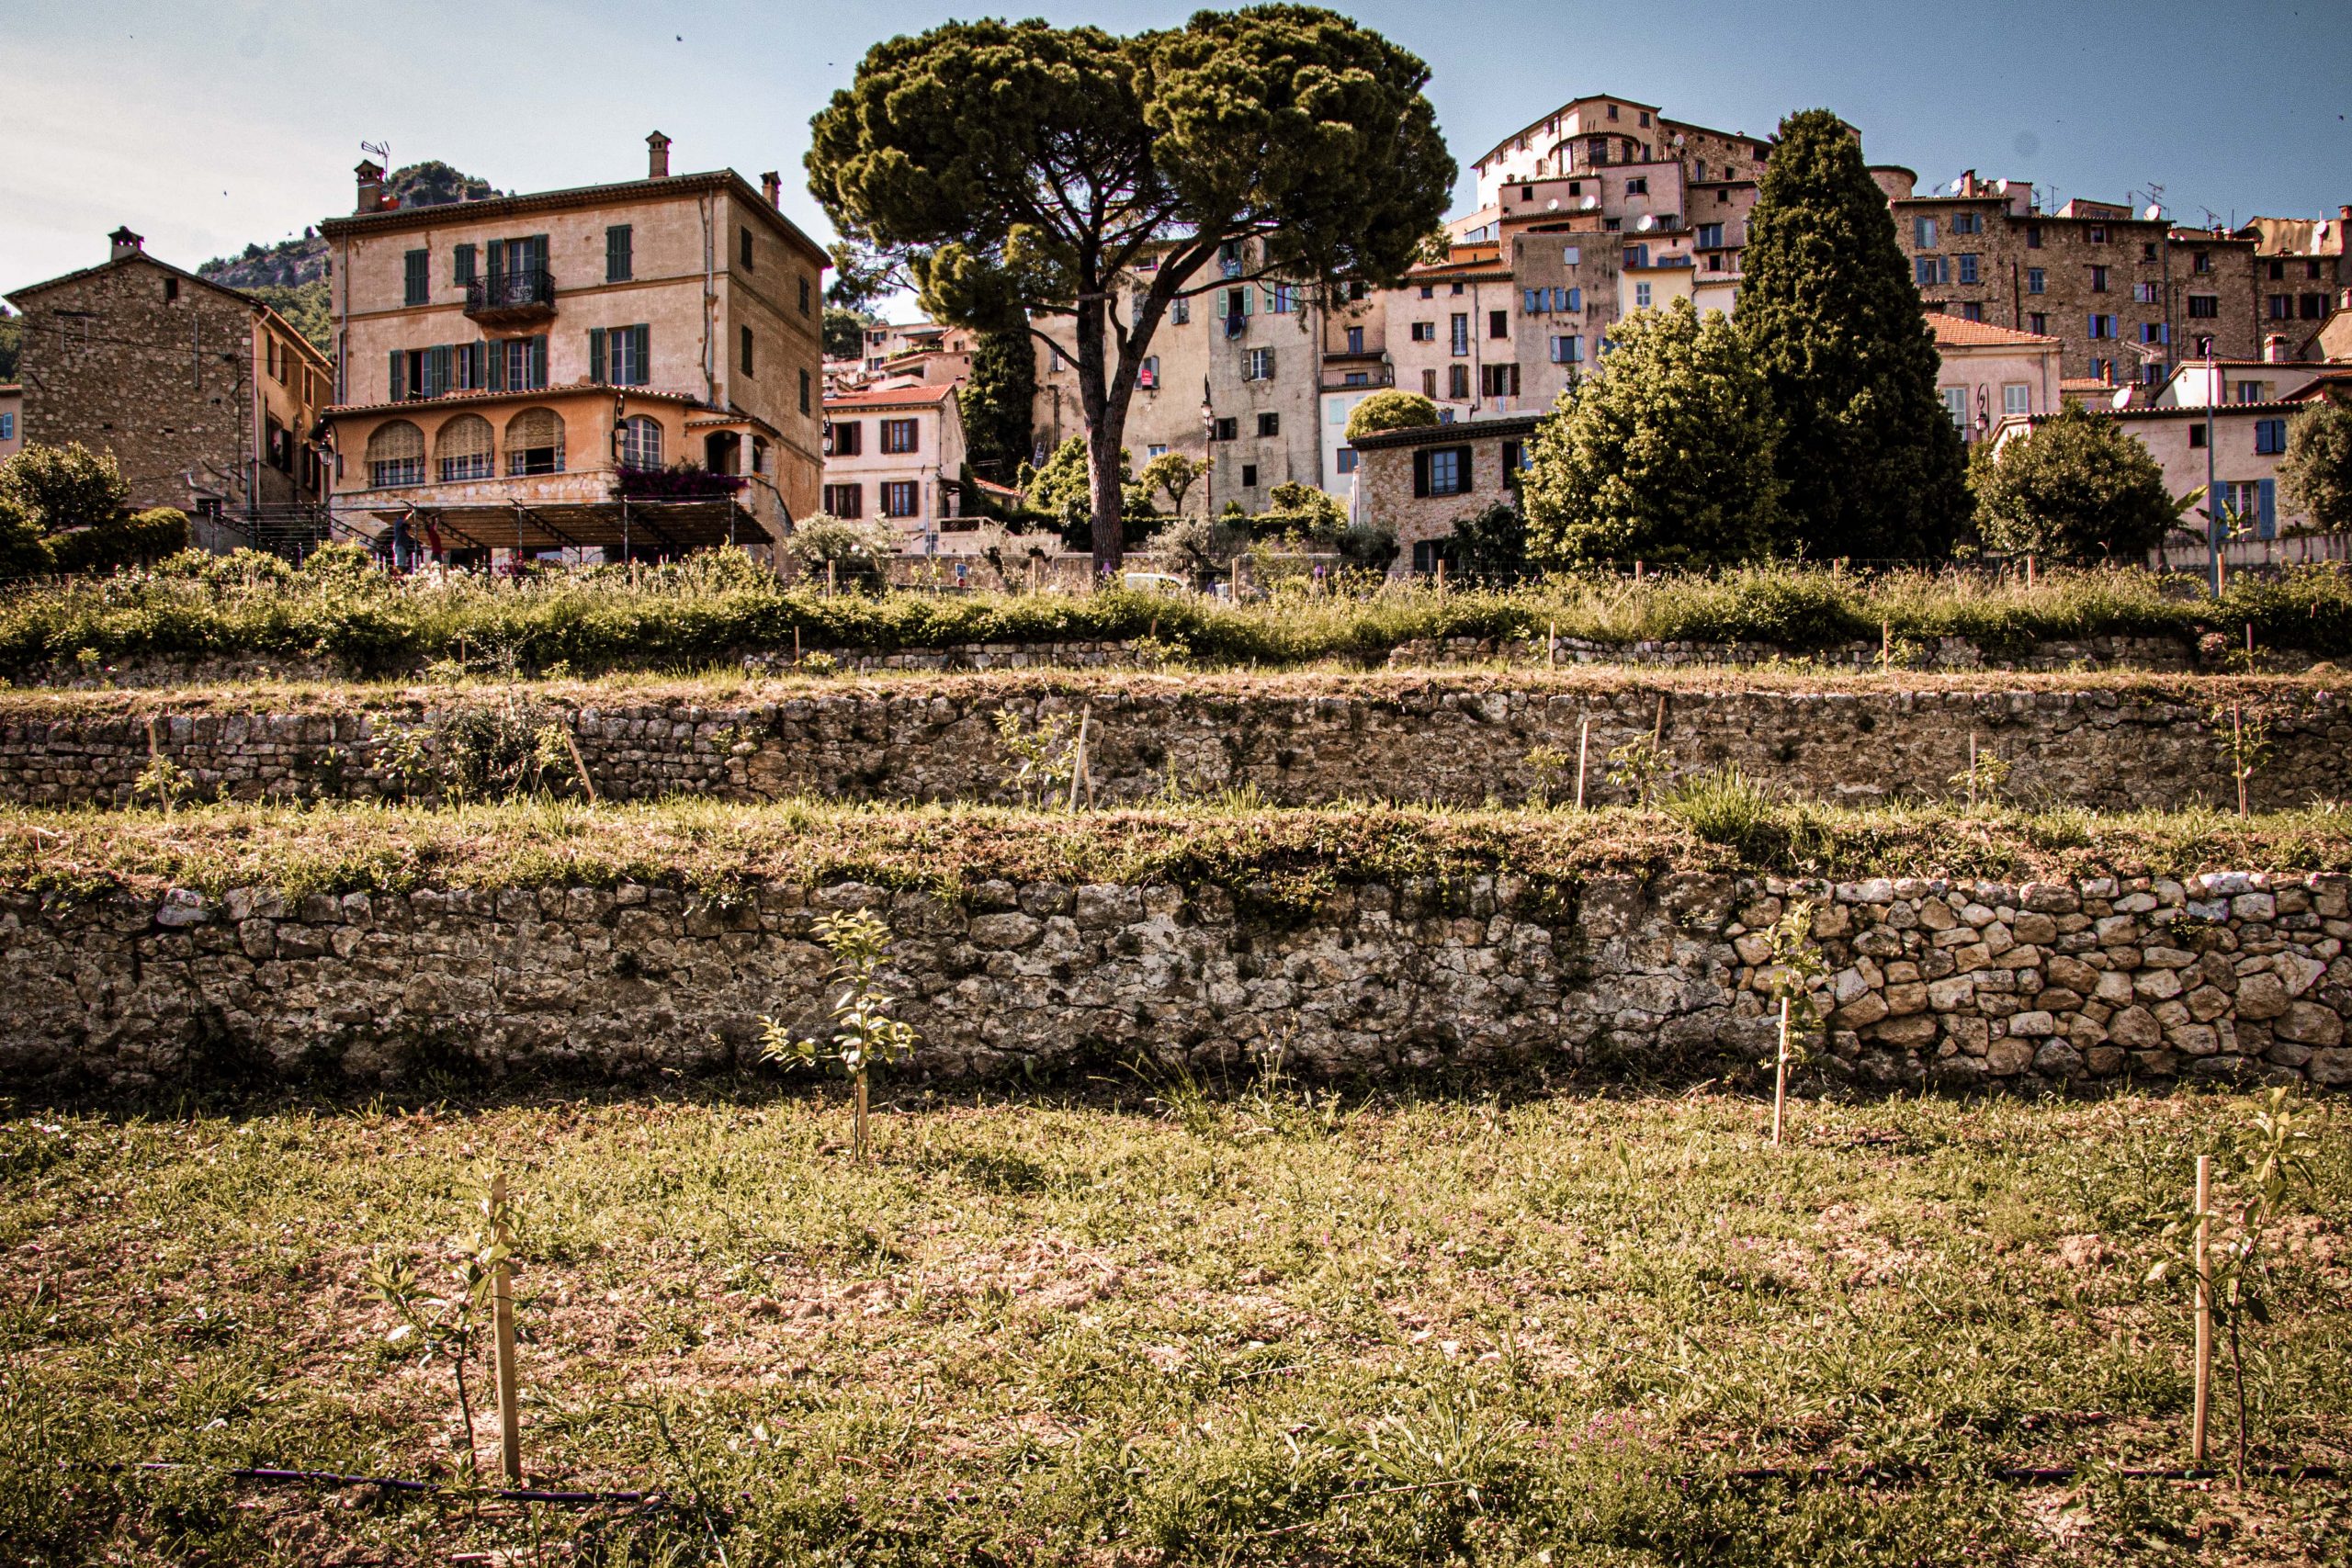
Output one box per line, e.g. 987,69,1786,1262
881,418,919,454
1698,223,1724,248
1170,298,1191,325
1549,334,1581,364
266,416,293,473
1268,282,1295,313
2087,314,2117,339
822,483,863,518
1220,240,1244,277
1562,245,1580,265
504,407,564,475
1957,254,1979,285
1336,447,1358,474
740,325,754,375
2189,424,2208,449
2255,418,2287,455
1488,309,1509,339
1419,284,1434,299
2268,259,2286,281
2193,251,2211,274
1449,314,1469,355
1343,371,1367,387
435,414,493,481
882,480,920,518
2138,321,2168,345
1139,355,1159,389
1414,445,1472,496
1447,363,1470,399
2089,265,2109,292
1410,321,1436,342
1345,326,1363,353
2310,259,2325,281
1479,363,1521,397
1626,177,1648,196
1240,464,1258,488
2132,281,2158,304
2087,225,2107,244
1500,438,1530,488
404,249,429,306
2026,225,2042,249
2267,294,2293,321
1961,301,1984,321
616,414,663,469
1939,388,1967,431
590,324,651,387
828,420,861,457
1623,243,1649,268
2236,382,2269,403
798,276,811,315
605,225,633,283
1420,369,1438,398
1214,417,1238,441
163,276,179,302
0,412,12,442
1245,347,1275,380
1635,281,1652,309
2188,294,2219,318
454,243,477,286
1953,212,1983,235
2305,294,2330,321
366,420,424,488
739,227,753,270
1914,216,1938,248
2027,268,2046,295
2143,242,2159,263
2143,361,2167,388
1252,412,1279,438
1915,256,1948,287
2223,479,2277,539
2089,357,2114,382
2003,383,2030,418
473,335,548,393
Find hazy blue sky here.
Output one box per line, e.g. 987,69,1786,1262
4,0,2347,303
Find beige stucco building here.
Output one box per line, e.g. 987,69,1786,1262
821,380,972,552
1928,314,2063,446
319,134,826,564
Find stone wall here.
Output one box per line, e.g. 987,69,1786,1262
6,677,2346,813
6,867,2345,1093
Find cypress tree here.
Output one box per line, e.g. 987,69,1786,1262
959,321,1036,485
1739,109,1968,560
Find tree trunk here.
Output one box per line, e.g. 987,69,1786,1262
1088,424,1127,577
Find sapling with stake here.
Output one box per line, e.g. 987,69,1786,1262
2150,1088,2324,1485
993,707,1078,808
1605,733,1668,807
368,1169,523,1484
1947,732,2012,810
2211,702,2273,818
762,909,918,1163
1762,899,1829,1146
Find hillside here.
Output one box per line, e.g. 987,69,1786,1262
197,162,496,351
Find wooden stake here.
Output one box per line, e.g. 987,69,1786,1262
1653,694,1668,744
1547,620,1556,671
793,625,801,664
2026,554,2037,588
2245,621,2255,663
1634,558,1644,581
1880,620,1891,671
2233,704,2249,818
1069,705,1091,812
2193,1154,2213,1467
560,726,599,804
1770,996,1792,1146
1574,717,1589,810
1435,558,1447,594
826,559,837,599
490,1172,522,1484
854,1074,870,1164
1967,732,1978,809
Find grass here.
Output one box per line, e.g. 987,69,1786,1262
2,1086,2346,1564
6,796,2352,907
6,550,2351,680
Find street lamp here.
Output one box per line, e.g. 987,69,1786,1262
1200,381,1216,521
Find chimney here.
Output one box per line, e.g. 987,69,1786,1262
647,131,672,180
355,160,385,214
108,226,144,259
2340,204,2351,224
761,170,782,209
2266,333,2290,364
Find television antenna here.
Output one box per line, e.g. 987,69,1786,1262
360,140,390,167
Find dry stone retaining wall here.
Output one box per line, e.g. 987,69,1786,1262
5,869,2346,1093
5,680,2346,812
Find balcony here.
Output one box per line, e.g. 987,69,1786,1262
465,268,557,326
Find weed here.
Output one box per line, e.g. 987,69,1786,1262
993,706,1078,808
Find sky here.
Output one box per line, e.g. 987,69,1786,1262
3,0,2348,308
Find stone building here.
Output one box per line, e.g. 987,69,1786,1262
4,228,332,529
2241,209,2348,338
820,380,971,553
1347,412,1536,573
0,383,19,459
319,134,827,565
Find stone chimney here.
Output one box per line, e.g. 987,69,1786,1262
761,171,782,209
647,131,672,180
108,226,144,259
356,160,385,214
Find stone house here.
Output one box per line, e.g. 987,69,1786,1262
320,134,827,566
820,380,972,553
1348,412,1538,574
4,228,333,531
2240,210,2348,337
1928,313,2063,446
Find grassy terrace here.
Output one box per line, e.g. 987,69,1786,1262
5,555,2350,678
6,796,2352,904
4,1089,2347,1564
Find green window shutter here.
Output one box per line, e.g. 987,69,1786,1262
632,324,650,385
430,344,452,396
606,225,632,282
528,235,549,275
1412,450,1430,497
589,328,606,384
388,349,405,401
486,241,505,281
453,243,476,286
486,341,505,393
529,334,548,388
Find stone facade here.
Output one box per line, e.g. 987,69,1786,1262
6,676,2345,813
1349,414,1536,571
5,241,332,515
5,867,2344,1093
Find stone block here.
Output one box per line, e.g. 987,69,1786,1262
1986,1037,2034,1076
2132,968,2183,1001
2032,1041,2085,1077
967,913,1044,950
2109,1005,2162,1048
2007,1010,2057,1037
2276,1002,2345,1048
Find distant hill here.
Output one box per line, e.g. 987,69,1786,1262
198,163,497,352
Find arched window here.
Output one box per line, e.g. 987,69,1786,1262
617,414,662,470
504,407,564,476
435,414,494,481
366,420,424,488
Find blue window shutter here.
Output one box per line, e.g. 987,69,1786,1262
2259,479,2277,536
589,328,605,384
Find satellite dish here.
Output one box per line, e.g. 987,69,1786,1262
1671,133,1685,148
1580,196,1599,210
1547,198,1560,210
1636,214,1656,231
2143,204,2164,221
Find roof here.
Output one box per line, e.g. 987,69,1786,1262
1928,315,2060,348
6,250,333,368
2095,400,2311,420
2236,215,2346,257
1471,95,1767,174
325,385,712,420
320,169,829,267
824,382,959,411
1349,412,1544,452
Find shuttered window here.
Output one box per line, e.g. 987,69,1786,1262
367,421,424,488
1411,445,1474,497
403,249,429,306
504,407,565,475
453,244,477,287
606,225,633,283
589,325,650,387
435,414,494,481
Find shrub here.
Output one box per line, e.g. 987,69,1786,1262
1344,389,1440,443
1973,400,2189,562
2278,401,2352,541
782,513,897,590
0,442,129,534
1447,501,1527,580
43,508,189,574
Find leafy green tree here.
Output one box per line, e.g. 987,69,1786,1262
2278,400,2352,541
0,307,21,381
782,513,897,590
808,7,1453,574
1343,389,1439,442
1448,500,1528,579
1523,298,1784,569
1138,451,1204,515
1972,400,2187,562
1022,435,1157,550
1738,109,1967,560
0,443,130,535
822,306,877,361
960,320,1037,484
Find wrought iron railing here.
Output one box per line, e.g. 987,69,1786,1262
464,269,556,316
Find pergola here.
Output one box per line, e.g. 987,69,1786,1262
345,496,773,556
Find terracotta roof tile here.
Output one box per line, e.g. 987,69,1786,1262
1928,314,2061,347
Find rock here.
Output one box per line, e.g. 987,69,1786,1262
2109,1006,2163,1048
2276,1003,2345,1048
2033,1041,2086,1077
2007,1010,2057,1037
1986,1037,2035,1076
155,889,209,928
